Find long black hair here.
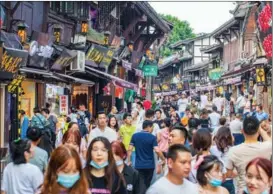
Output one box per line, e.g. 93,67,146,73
214,127,233,153
108,115,119,132
85,137,125,192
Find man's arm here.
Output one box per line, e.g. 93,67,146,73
127,144,134,166
259,126,272,141
154,146,165,163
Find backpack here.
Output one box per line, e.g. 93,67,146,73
78,117,88,138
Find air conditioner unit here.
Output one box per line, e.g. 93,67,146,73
70,51,85,72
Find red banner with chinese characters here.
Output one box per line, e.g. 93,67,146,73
59,95,68,115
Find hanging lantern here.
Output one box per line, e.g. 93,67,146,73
53,24,62,44
81,21,88,34
103,31,111,46
17,22,28,44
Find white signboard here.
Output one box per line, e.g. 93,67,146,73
59,95,68,115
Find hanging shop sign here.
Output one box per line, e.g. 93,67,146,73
7,74,25,93
176,82,183,91
0,30,21,49
256,64,266,86
223,76,241,85
153,84,161,93
143,65,158,77
122,60,132,71
85,44,107,67
110,35,121,49
59,95,68,115
131,51,144,68
99,49,114,69
161,83,171,92
86,28,105,45
51,49,77,71
0,45,28,80
208,68,224,80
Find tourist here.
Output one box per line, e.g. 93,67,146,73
88,111,118,144
146,144,198,194
235,92,246,114
84,137,127,194
211,127,235,194
108,106,118,118
131,109,140,126
19,110,29,139
209,106,221,132
154,109,164,129
189,128,212,183
255,104,269,122
127,120,165,190
212,93,224,114
62,128,86,167
225,116,272,193
111,141,145,194
157,118,171,154
244,157,272,194
40,145,89,194
212,117,227,137
1,139,43,194
31,107,47,129
108,115,119,132
196,155,229,194
199,109,211,130
168,125,188,146
177,92,188,118
27,127,48,173
229,113,244,145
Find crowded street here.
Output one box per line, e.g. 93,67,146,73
0,1,272,194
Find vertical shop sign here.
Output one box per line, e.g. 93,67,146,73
256,64,266,86
59,95,68,115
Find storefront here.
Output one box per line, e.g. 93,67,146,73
46,83,67,115
20,80,37,118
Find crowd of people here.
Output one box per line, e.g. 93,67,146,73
1,91,272,194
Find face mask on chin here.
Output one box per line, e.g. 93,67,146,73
57,172,80,188
115,160,124,166
244,186,270,194
207,173,222,187
90,160,109,169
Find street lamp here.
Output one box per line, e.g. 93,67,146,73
103,31,111,46
81,20,88,34
17,22,28,44
53,24,62,44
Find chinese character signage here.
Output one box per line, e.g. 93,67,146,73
100,49,114,69
143,65,158,77
7,75,25,93
122,60,132,71
208,68,224,80
51,49,77,70
153,84,161,93
161,83,171,92
256,64,266,86
86,44,108,67
59,95,68,115
0,45,28,80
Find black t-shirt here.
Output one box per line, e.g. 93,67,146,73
87,173,127,194
199,118,210,129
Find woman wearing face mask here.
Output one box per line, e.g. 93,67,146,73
40,145,89,194
244,157,272,194
1,139,43,194
111,141,145,194
189,128,212,183
211,127,236,194
62,128,86,167
196,155,229,194
84,137,127,194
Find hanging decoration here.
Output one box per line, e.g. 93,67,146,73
255,64,266,86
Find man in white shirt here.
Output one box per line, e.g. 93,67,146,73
209,106,221,130
146,144,198,194
88,111,118,145
236,92,246,114
200,92,208,109
213,93,224,113
177,93,189,118
229,113,244,145
136,109,160,136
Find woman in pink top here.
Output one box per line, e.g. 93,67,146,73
157,118,171,154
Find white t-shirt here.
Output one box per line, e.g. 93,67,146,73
213,97,223,112
88,126,118,145
1,162,43,194
229,119,243,134
209,112,221,129
146,176,198,194
200,95,208,109
135,122,160,136
177,98,188,113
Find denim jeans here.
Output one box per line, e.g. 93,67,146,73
222,179,235,194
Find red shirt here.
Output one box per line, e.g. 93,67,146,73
143,100,152,110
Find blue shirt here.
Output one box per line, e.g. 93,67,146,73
130,131,157,169
21,116,29,139
255,112,268,122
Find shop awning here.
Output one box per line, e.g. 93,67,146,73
184,60,211,73
54,73,95,86
85,66,138,90
19,67,67,82
221,64,255,79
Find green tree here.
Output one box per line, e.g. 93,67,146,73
160,14,195,57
